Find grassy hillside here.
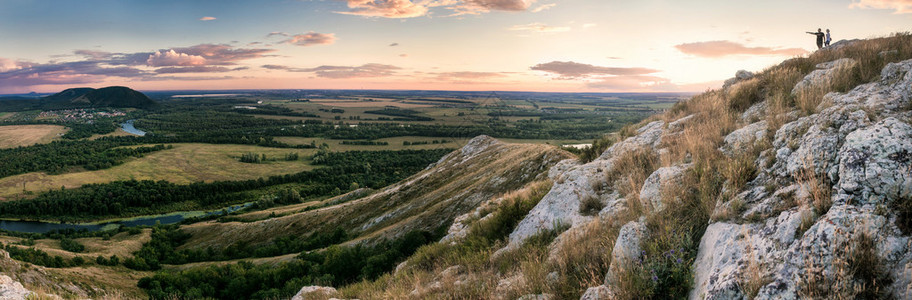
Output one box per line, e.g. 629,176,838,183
179,136,573,250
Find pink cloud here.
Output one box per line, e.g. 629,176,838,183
462,0,534,11
849,0,912,13
200,16,217,21
146,50,207,67
531,61,659,79
0,58,22,72
674,41,808,58
586,75,673,90
285,32,337,47
170,44,276,64
530,3,555,12
337,0,430,18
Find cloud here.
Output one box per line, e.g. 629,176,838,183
674,40,808,58
0,44,275,90
0,58,22,72
200,16,216,21
530,3,555,12
582,23,597,29
154,66,247,74
434,71,506,80
284,32,337,46
262,63,400,78
74,50,113,60
337,0,430,18
509,22,570,33
146,50,207,67
337,0,537,18
389,43,400,47
267,31,289,38
462,0,534,11
169,44,276,64
849,0,912,13
530,61,659,79
0,60,148,89
399,54,409,57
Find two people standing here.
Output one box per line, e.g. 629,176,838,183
807,28,832,49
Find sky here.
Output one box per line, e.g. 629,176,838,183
0,0,910,94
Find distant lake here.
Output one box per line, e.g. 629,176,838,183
0,203,252,234
120,119,145,136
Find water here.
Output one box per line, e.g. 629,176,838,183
0,203,252,234
120,119,146,136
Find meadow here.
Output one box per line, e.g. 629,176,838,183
0,124,68,148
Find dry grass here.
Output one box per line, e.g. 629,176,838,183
737,227,769,299
605,147,659,215
0,143,317,199
578,193,603,216
0,125,68,149
798,231,892,299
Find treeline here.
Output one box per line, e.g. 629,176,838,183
138,229,440,300
0,149,451,221
340,140,388,146
1,242,86,268
365,108,434,121
122,225,350,270
0,140,170,177
61,121,118,139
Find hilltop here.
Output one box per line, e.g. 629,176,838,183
43,86,157,109
0,86,157,111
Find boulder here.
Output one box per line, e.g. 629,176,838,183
0,276,32,300
291,286,338,300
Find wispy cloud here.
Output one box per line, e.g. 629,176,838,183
267,31,289,38
531,3,556,12
531,61,659,79
389,42,400,47
336,0,538,18
284,32,337,47
582,23,597,29
199,16,216,21
508,22,570,33
849,0,912,13
262,63,400,78
674,40,808,58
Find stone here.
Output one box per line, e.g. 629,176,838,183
721,120,768,157
638,164,690,212
835,117,912,205
580,285,613,300
291,286,338,300
791,58,857,96
605,220,646,286
0,276,32,300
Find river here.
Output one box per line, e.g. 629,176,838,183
120,119,146,136
0,203,252,234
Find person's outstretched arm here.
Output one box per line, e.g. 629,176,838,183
806,32,815,34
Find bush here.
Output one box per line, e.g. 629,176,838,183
59,238,85,253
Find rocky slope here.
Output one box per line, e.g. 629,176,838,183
327,35,911,299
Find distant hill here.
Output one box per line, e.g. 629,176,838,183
43,86,157,109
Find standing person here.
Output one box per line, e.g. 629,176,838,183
806,28,825,49
825,29,832,47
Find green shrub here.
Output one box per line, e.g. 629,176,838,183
59,238,85,253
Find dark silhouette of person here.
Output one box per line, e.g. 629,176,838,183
825,29,832,47
807,28,825,49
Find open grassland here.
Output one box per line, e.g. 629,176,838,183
0,143,316,199
0,229,151,260
0,125,68,148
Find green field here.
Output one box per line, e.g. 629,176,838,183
0,143,316,199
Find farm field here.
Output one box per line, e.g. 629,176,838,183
0,143,316,199
0,124,68,148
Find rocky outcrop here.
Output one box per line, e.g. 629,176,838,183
723,70,755,90
0,276,32,300
291,286,337,300
792,58,858,95
691,59,912,299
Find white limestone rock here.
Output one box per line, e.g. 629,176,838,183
291,286,338,300
0,276,32,300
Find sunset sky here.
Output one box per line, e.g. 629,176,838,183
1,0,910,94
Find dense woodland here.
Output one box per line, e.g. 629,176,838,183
0,141,169,177
137,228,441,300
0,149,450,221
